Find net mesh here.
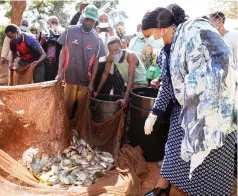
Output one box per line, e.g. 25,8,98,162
76,93,125,158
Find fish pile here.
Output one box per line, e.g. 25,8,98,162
22,130,115,187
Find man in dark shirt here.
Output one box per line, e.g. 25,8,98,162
5,24,46,83
56,5,105,120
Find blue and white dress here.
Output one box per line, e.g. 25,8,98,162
152,19,236,196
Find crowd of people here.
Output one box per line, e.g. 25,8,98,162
0,2,237,196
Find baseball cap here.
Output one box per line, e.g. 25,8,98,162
82,4,99,21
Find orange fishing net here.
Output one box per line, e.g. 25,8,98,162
0,81,149,196
0,81,70,160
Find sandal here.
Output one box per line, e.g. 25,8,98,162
144,183,171,196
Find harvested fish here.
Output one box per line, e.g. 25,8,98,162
76,171,88,181
81,148,88,158
74,158,89,165
70,154,82,160
99,161,108,169
51,165,61,175
84,176,94,185
47,175,59,186
61,159,72,167
70,167,82,175
22,130,115,187
78,139,87,147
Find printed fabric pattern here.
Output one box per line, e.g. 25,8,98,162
169,19,236,177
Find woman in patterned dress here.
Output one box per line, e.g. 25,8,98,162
142,6,236,196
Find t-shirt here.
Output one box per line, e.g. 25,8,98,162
98,32,110,62
223,31,238,68
58,25,106,86
10,33,43,62
129,36,146,58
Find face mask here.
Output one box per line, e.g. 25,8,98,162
82,21,92,32
137,31,144,39
111,50,123,63
20,26,29,32
99,23,109,28
146,29,165,49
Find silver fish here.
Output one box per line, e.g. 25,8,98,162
76,171,88,182
74,181,83,186
61,159,72,167
81,148,88,158
74,158,89,165
70,167,82,176
47,175,59,186
86,154,94,162
77,146,83,154
107,163,115,170
99,162,108,169
84,176,94,185
78,139,87,147
31,156,42,174
51,165,62,175
70,154,82,160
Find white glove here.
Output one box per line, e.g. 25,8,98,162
144,113,157,135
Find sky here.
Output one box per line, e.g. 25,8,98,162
118,0,238,34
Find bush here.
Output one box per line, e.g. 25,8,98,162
0,26,6,47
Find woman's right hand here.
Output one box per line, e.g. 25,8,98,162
144,113,157,135
150,77,160,88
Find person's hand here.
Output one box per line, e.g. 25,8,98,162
31,61,38,68
140,51,146,60
8,63,14,70
116,98,128,108
79,3,88,14
40,35,46,45
95,27,100,34
107,27,114,36
150,78,160,88
144,113,157,135
93,91,99,98
55,72,63,81
88,81,94,94
1,57,7,65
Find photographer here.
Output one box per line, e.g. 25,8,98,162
41,16,63,81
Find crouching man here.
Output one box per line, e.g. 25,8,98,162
94,36,147,108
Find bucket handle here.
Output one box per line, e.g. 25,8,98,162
90,102,98,111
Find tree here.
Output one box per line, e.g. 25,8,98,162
209,0,237,19
10,0,27,25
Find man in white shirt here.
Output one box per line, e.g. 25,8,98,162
94,12,114,93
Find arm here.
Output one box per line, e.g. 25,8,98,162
119,53,137,107
55,46,66,80
26,35,46,66
70,12,81,25
88,57,99,92
94,55,113,96
8,51,17,69
1,37,10,65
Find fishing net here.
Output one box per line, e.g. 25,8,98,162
0,81,70,160
0,80,150,195
0,144,148,196
0,63,8,86
9,58,34,86
76,93,125,158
